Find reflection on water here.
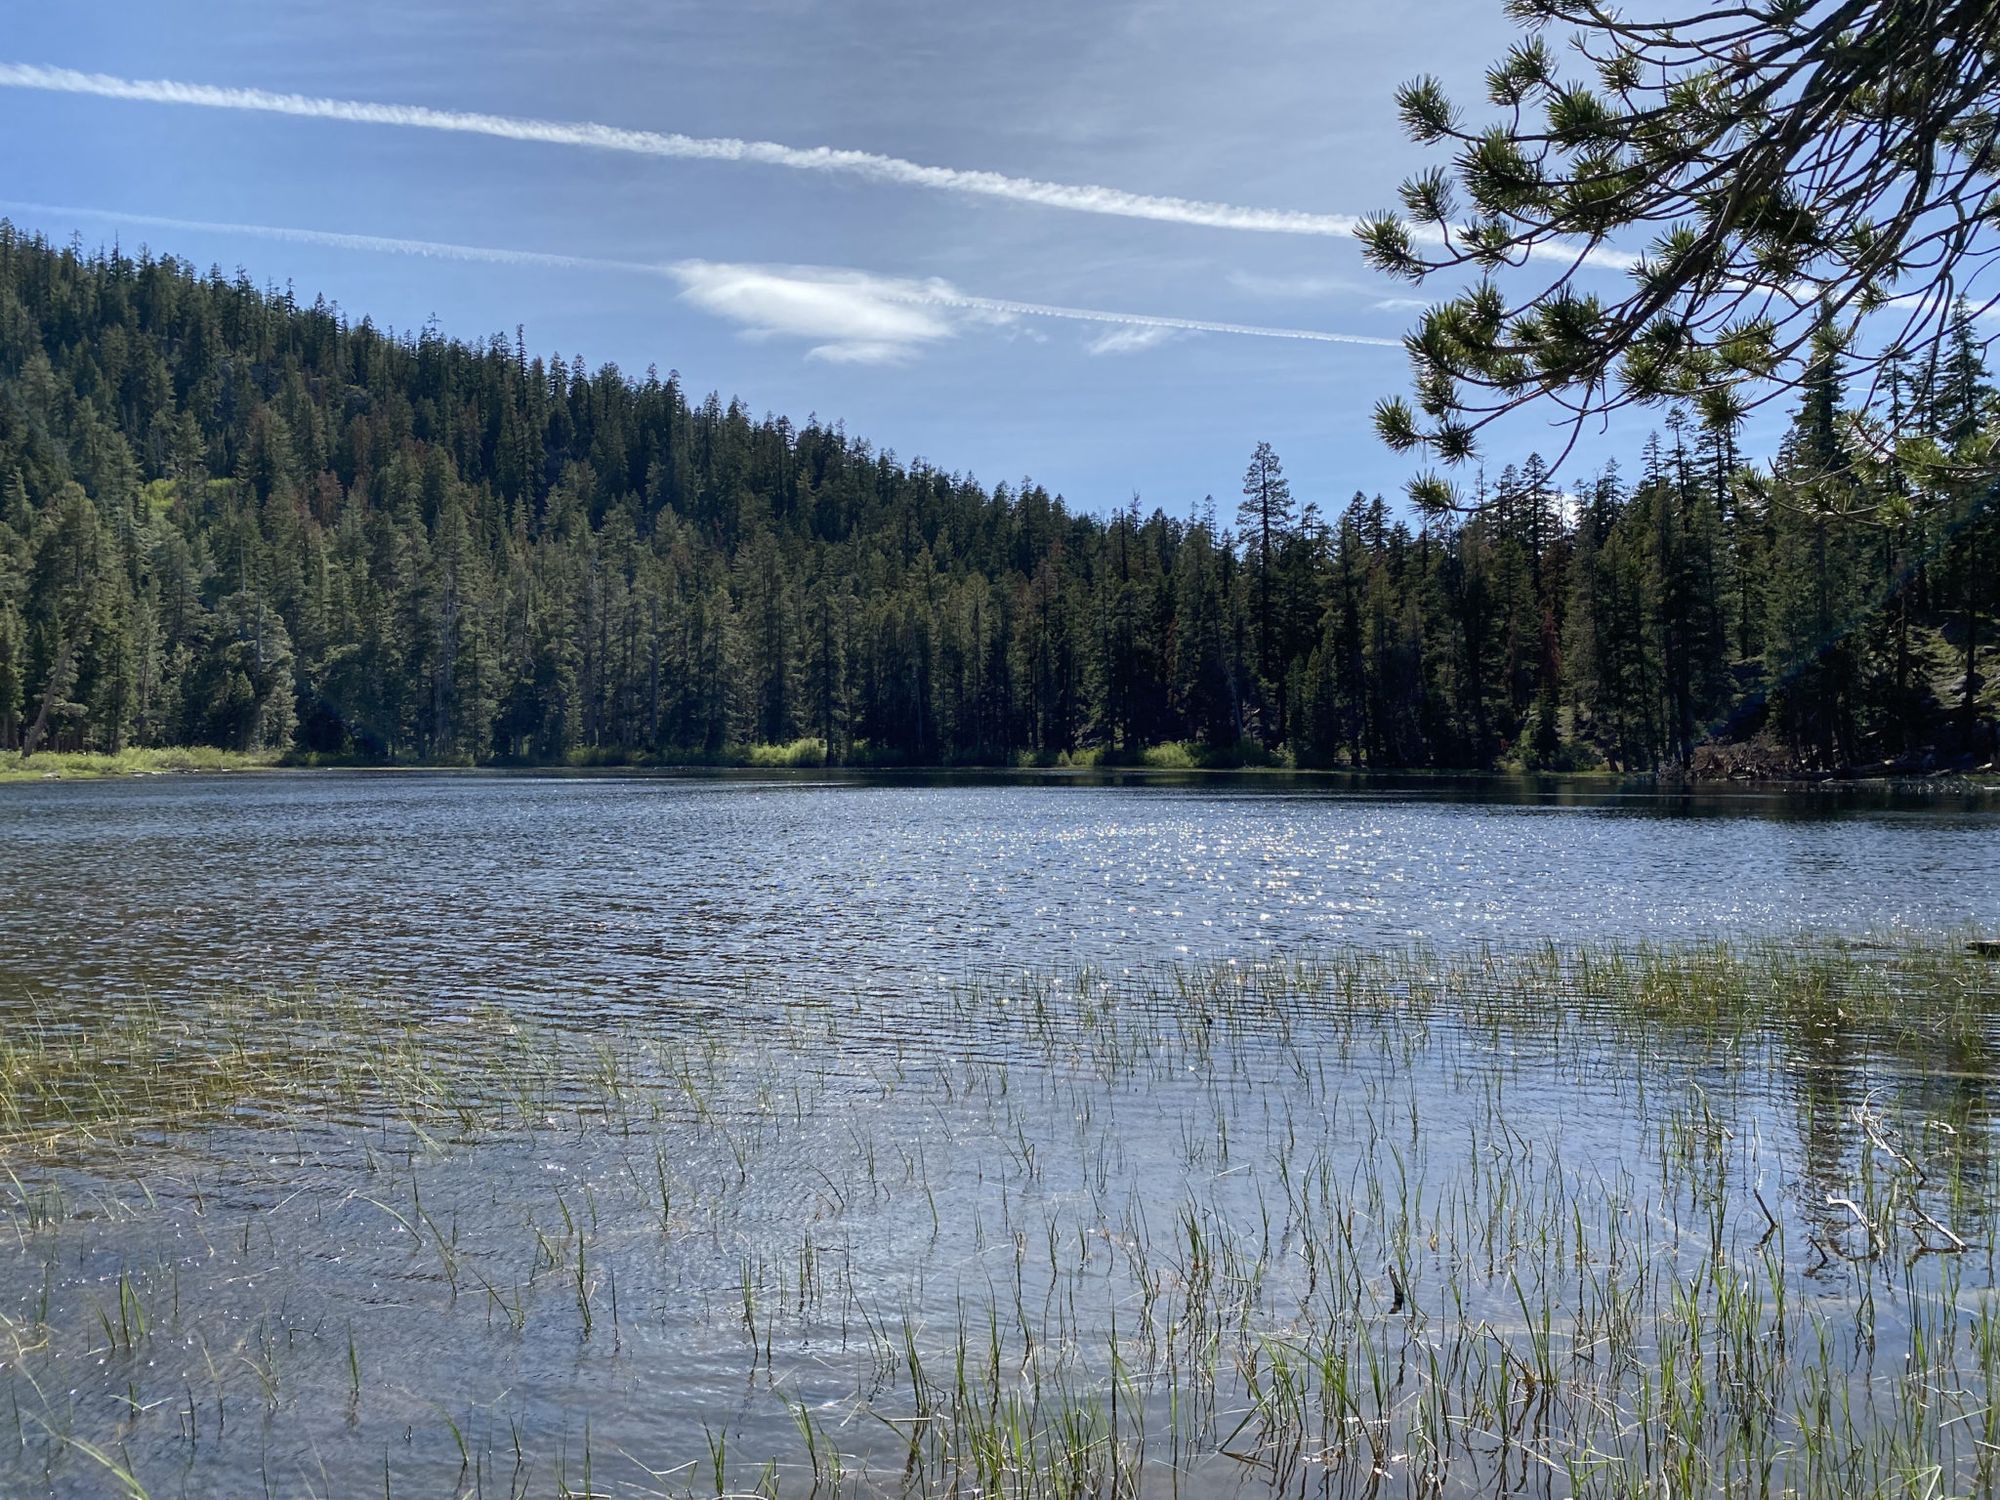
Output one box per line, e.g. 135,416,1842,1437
4,774,2000,1495
1,769,1995,1010
1,949,1998,1497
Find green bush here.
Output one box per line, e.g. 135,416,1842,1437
742,738,829,768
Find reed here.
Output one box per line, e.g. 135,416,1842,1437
1,937,1996,1496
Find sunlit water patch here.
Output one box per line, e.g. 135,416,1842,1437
1,771,1996,1011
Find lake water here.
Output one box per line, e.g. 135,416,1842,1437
2,769,1996,1009
3,771,1999,1498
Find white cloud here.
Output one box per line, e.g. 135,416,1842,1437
669,261,956,363
1086,324,1180,355
664,263,1396,362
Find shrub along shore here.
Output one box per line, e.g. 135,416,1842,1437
8,739,2000,790
0,745,281,783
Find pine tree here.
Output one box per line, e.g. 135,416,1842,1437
1236,443,1295,744
1,224,1992,774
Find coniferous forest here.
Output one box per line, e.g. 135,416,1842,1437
0,223,1994,774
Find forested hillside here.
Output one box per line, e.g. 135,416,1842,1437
0,224,1993,771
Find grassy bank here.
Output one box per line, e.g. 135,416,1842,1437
0,746,282,784
13,738,1997,790
5,938,2000,1496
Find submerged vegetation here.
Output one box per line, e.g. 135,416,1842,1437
4,938,1999,1497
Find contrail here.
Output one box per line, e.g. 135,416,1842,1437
0,61,1636,270
0,202,1400,348
929,291,1398,347
0,201,667,277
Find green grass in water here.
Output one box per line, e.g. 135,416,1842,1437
4,937,2000,1497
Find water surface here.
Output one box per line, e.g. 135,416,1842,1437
2,769,1994,1009
4,773,2000,1496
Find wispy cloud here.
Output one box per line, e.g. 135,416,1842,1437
934,290,1398,349
0,62,1362,238
0,202,1402,361
0,201,661,277
671,262,960,364
1226,270,1366,299
1086,324,1180,356
0,62,1637,271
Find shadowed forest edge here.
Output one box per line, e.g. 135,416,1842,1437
1,226,1995,777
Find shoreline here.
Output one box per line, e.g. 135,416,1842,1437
6,745,1996,797
0,747,283,785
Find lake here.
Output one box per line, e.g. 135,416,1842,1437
3,771,1999,1498
2,769,1996,1010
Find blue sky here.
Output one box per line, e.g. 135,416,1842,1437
0,1,1770,519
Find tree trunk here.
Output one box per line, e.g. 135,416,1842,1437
20,637,77,760
1964,523,1981,746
